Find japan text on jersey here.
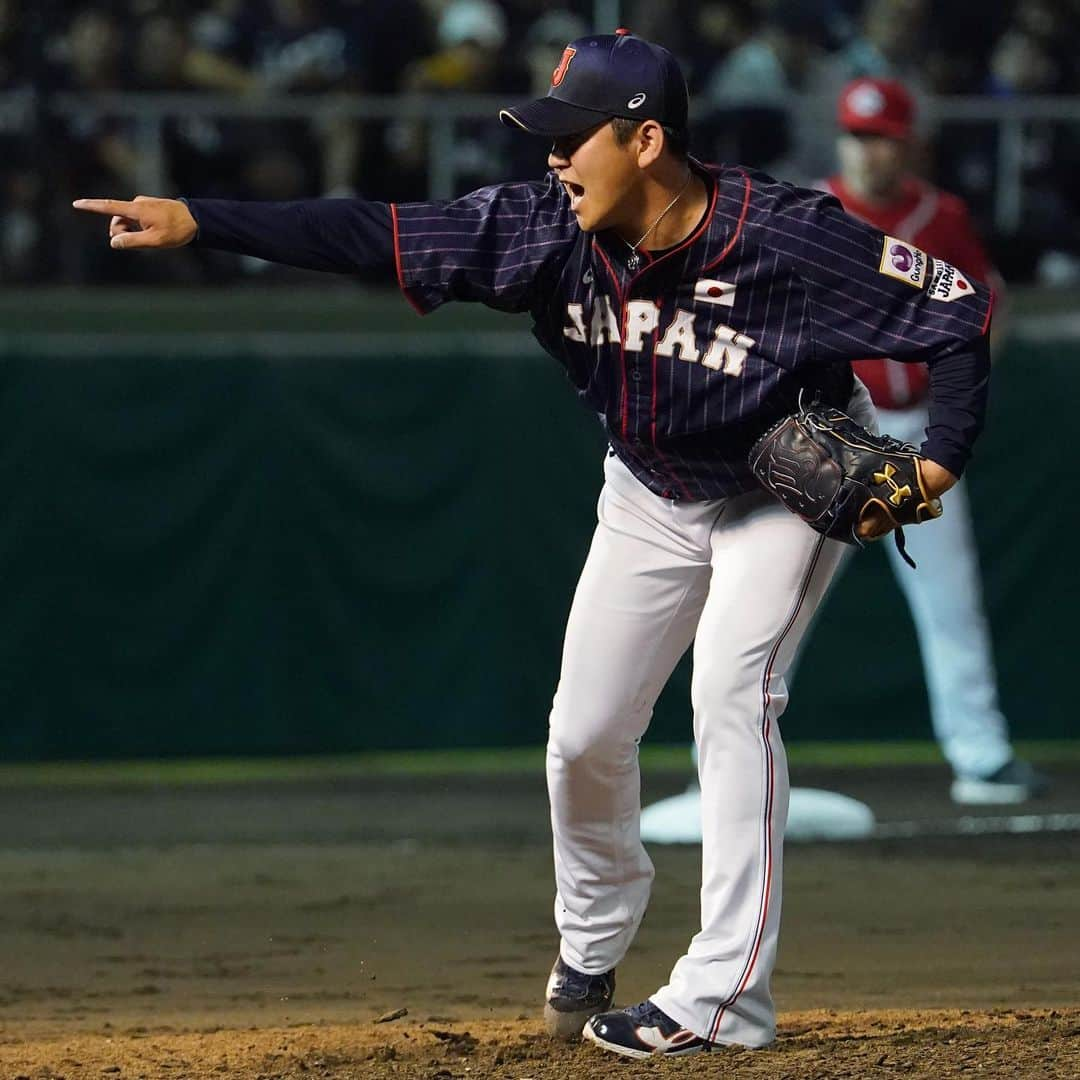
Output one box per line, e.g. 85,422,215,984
391,164,992,502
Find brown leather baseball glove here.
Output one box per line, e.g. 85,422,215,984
749,401,943,566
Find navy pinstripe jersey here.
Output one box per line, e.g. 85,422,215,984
392,162,992,501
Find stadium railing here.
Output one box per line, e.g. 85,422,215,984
5,90,1080,233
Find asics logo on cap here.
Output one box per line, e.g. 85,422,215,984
627,92,647,109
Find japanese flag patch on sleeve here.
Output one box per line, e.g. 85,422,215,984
877,235,929,288
926,257,975,302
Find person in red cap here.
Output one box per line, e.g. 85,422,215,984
822,76,1047,803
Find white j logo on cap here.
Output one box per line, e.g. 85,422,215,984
627,93,647,109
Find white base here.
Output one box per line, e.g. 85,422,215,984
639,786,876,844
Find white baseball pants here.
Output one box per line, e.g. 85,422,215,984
546,384,874,1047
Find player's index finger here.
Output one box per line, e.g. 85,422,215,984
72,198,137,217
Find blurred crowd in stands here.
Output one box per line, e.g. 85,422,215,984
3,0,1080,284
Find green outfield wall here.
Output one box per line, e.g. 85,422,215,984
0,320,1072,759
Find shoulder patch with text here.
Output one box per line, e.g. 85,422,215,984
926,258,975,302
877,235,928,289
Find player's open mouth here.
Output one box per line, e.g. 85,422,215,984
564,181,585,211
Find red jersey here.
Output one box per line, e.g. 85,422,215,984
822,175,999,410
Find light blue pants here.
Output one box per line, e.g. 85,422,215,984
871,405,1012,780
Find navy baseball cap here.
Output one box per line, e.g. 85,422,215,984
499,28,688,137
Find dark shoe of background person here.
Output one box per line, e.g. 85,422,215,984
951,758,1051,805
543,955,615,1039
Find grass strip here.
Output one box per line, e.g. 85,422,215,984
0,740,1075,788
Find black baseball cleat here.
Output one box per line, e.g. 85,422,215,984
543,956,615,1040
951,758,1051,805
583,1000,711,1059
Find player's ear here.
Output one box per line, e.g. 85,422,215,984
636,120,665,167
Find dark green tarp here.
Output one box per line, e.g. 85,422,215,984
0,339,1071,759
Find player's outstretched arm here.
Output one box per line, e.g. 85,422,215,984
75,193,397,278
73,196,198,250
74,178,575,309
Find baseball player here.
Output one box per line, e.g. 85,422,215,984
823,77,1046,803
74,31,992,1059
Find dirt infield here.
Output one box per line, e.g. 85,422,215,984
3,1009,1078,1080
0,763,1077,1078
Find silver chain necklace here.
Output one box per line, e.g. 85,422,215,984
623,173,693,271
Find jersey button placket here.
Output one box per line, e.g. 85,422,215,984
624,287,653,446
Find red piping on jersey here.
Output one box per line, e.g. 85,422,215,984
981,290,995,336
707,536,824,1044
650,322,659,448
389,203,427,317
702,168,751,272
626,166,720,292
594,173,719,501
593,240,694,501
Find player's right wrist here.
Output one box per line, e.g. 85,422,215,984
178,198,201,244
919,438,966,482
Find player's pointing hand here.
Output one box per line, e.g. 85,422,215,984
72,195,198,250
